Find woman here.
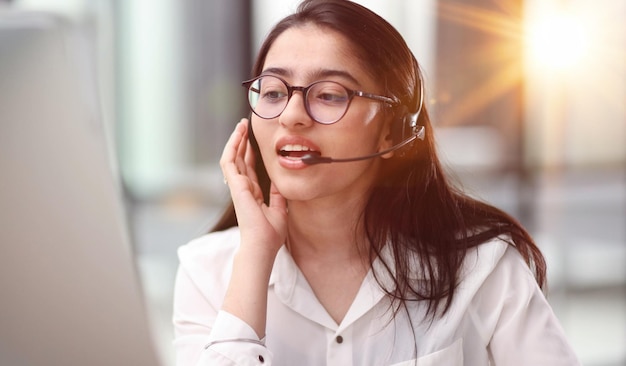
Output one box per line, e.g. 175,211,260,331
173,0,580,365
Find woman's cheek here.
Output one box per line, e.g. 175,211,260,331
250,121,273,160
360,103,383,127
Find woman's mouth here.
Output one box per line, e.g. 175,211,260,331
278,144,320,160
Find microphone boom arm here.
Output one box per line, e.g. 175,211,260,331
301,125,424,165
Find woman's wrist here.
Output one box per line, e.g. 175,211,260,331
221,241,279,339
232,244,276,279
238,235,283,261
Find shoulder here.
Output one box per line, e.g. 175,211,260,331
459,239,579,364
447,237,542,334
457,236,537,300
177,227,241,291
475,236,540,294
457,236,544,320
462,236,526,276
178,226,241,262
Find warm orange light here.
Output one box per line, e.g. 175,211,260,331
525,10,590,72
435,0,526,126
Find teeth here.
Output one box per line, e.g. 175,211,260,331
281,144,312,152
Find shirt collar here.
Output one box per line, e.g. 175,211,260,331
269,246,338,329
267,243,420,331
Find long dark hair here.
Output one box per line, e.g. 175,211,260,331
212,0,546,318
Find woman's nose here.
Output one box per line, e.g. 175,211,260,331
278,92,314,129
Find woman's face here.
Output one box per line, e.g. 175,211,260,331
251,24,393,204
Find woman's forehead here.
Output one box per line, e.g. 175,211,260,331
262,24,374,87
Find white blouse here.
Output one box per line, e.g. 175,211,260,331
173,227,580,366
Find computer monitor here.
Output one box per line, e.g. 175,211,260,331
0,11,163,366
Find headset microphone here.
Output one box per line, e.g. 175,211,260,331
301,125,425,165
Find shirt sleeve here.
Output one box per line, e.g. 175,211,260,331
172,237,274,366
198,311,273,365
473,246,581,366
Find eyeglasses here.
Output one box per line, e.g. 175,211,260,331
242,75,399,124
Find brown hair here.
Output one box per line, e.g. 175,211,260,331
212,0,545,318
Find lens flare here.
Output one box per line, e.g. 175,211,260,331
525,11,590,71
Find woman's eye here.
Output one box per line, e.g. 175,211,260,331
262,90,287,100
315,91,348,103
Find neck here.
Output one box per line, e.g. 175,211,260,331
285,194,370,265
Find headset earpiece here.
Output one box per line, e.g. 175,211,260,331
389,63,426,155
390,105,408,146
390,105,425,155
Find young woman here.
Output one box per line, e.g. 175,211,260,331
173,1,580,365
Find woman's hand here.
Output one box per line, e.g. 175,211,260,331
220,118,288,257
219,119,287,338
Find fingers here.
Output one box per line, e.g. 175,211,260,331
220,118,265,207
235,124,249,176
244,134,258,181
243,133,264,203
220,118,248,184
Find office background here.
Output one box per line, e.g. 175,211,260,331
5,0,625,365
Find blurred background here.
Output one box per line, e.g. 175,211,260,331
2,0,624,365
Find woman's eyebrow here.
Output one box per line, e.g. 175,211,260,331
260,67,361,86
310,69,360,86
260,67,290,77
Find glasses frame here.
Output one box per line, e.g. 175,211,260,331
242,75,400,124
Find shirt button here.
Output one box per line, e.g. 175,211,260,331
336,335,344,344
258,355,265,363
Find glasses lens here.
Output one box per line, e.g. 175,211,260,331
248,76,288,119
307,81,350,124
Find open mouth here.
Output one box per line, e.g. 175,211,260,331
278,144,320,159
